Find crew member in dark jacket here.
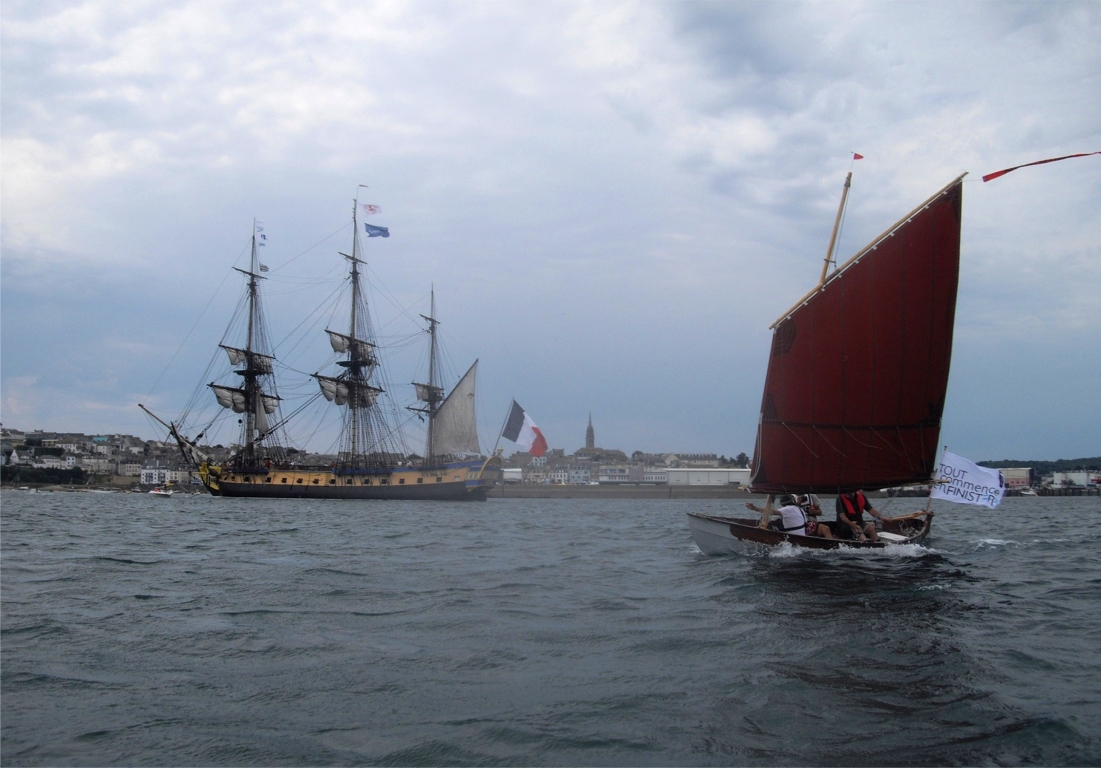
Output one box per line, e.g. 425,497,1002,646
835,490,888,542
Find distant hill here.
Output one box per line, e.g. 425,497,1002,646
979,457,1101,474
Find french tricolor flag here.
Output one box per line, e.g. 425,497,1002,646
502,400,548,457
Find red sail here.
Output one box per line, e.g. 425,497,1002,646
750,176,964,494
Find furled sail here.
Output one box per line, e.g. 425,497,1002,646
220,345,274,374
316,375,381,408
749,176,964,494
326,330,350,353
224,346,246,365
255,396,269,434
317,375,349,405
414,382,444,403
431,361,481,456
210,384,247,413
326,330,375,362
209,384,279,417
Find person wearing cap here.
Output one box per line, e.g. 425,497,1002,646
834,490,887,542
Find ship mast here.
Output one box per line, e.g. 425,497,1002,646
205,219,284,470
338,200,376,466
318,197,388,470
820,171,852,286
233,222,265,465
348,212,361,460
410,289,444,463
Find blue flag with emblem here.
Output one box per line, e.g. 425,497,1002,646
363,223,390,238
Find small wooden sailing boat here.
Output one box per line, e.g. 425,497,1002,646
689,172,966,552
142,196,501,501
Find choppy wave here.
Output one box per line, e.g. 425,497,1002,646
2,490,1099,766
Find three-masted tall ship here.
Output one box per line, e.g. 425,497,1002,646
143,199,501,501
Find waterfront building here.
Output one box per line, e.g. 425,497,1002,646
1050,471,1095,487
524,469,548,484
662,453,720,468
598,465,634,484
998,467,1032,488
665,467,750,486
140,467,191,485
568,466,591,484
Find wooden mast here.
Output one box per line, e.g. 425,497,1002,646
819,172,851,286
231,223,264,466
347,199,362,464
422,288,441,463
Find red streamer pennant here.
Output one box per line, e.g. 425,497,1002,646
982,151,1101,182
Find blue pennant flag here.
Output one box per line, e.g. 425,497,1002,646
363,223,390,238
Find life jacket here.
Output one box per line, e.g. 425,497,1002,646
837,491,867,523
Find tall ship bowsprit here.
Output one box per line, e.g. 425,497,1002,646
141,197,501,500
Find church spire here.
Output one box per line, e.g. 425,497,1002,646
585,412,594,449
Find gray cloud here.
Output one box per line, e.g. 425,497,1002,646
2,1,1098,460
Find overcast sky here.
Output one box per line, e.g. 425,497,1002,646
2,1,1099,462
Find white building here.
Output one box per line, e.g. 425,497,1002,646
598,465,634,483
1050,471,1093,487
568,467,591,484
663,453,720,468
140,468,190,485
80,456,113,473
665,467,750,486
524,469,547,484
998,468,1032,488
548,468,569,484
7,449,35,465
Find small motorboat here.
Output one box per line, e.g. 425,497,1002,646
148,487,175,497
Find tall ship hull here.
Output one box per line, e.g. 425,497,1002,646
200,459,499,501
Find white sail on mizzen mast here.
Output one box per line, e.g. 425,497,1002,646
430,361,480,456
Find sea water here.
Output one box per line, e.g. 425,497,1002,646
2,490,1099,766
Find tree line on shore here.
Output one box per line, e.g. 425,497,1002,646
978,457,1101,473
